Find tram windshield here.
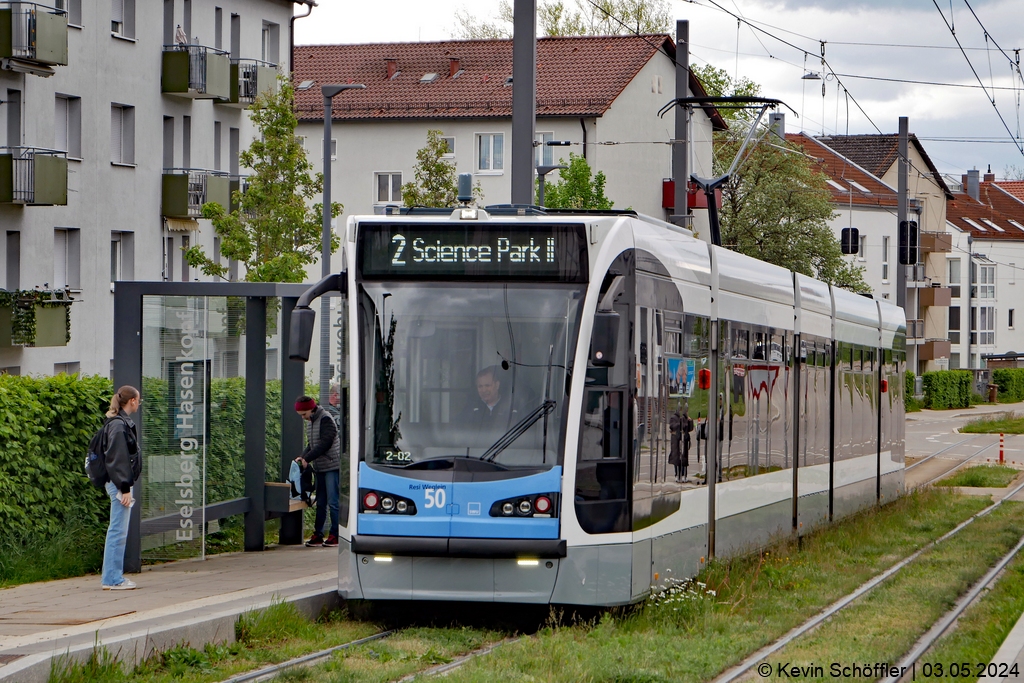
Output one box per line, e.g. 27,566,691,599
359,282,584,469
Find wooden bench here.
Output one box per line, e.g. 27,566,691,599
264,482,308,519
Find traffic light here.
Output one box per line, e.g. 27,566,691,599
899,220,918,265
841,227,859,255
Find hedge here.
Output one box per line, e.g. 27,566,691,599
992,368,1024,403
905,371,916,409
1,374,290,545
922,370,972,410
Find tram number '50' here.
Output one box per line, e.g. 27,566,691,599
384,451,411,462
391,234,406,266
424,488,446,509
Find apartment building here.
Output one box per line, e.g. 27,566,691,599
0,0,297,377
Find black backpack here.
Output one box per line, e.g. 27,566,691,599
84,416,137,489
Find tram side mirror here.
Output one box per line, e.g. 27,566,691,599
590,311,620,367
289,306,316,362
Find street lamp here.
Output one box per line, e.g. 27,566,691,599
535,139,571,207
319,83,365,405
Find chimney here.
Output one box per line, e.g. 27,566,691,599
385,58,397,79
967,168,980,201
449,57,460,78
984,163,995,182
768,112,784,141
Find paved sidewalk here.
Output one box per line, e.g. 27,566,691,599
0,545,338,683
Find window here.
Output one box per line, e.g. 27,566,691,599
180,235,190,282
971,305,995,345
53,228,81,290
183,0,191,42
214,7,223,50
881,235,890,282
535,131,553,167
948,306,960,344
948,259,961,298
56,0,82,26
1010,309,1015,329
6,231,19,290
322,139,337,161
229,127,239,175
0,366,21,376
950,353,960,370
261,22,280,65
972,262,995,299
111,231,134,285
1010,263,1016,285
110,104,135,165
182,115,191,169
374,172,402,204
858,235,867,260
7,89,20,147
213,121,222,171
111,0,135,38
54,95,81,159
441,136,455,158
476,133,504,172
54,362,80,375
229,13,240,60
162,116,174,169
652,74,663,94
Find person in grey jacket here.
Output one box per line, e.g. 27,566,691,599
101,385,142,590
294,396,341,547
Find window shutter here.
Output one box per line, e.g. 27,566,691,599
54,229,67,290
55,97,68,152
111,0,123,24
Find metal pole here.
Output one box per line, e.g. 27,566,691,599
320,93,333,405
538,173,545,206
671,20,689,226
707,319,719,559
897,118,908,314
244,296,267,552
512,0,537,205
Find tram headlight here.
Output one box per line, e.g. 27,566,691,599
534,496,552,514
518,499,533,514
491,493,559,518
363,491,380,510
359,489,416,515
381,497,395,512
396,500,408,513
502,502,515,516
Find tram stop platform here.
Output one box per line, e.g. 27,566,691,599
0,545,338,683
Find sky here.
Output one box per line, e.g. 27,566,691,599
293,0,1024,181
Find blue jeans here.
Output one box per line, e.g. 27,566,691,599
102,481,132,586
314,469,339,537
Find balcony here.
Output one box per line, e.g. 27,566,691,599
162,168,231,219
907,319,925,341
0,2,68,76
219,58,278,108
919,339,952,361
228,174,252,214
919,286,952,308
162,44,230,100
0,147,67,205
906,263,930,288
920,232,953,253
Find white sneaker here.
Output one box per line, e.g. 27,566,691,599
104,579,137,590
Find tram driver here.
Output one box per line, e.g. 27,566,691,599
460,365,519,442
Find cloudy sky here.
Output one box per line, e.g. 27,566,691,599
294,0,1024,179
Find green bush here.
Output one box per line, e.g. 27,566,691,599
922,370,972,410
905,371,916,410
992,369,1024,403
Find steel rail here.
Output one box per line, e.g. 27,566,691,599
713,472,1024,683
216,630,394,683
392,637,521,682
905,434,982,471
920,442,998,488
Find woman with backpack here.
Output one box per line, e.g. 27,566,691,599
101,385,142,590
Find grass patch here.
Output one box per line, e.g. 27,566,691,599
1,517,104,588
935,465,1020,488
924,548,1024,679
961,411,1024,434
434,489,992,682
752,501,1024,682
50,645,123,683
906,397,925,413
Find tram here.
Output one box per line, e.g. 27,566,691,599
290,207,906,606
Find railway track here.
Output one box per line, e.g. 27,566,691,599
216,631,394,683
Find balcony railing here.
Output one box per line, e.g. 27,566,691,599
0,2,68,70
907,319,925,340
0,146,67,205
220,58,278,108
920,232,953,253
162,168,231,218
919,286,952,308
162,44,230,100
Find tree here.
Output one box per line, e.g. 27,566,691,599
401,130,480,207
455,0,671,39
541,153,614,210
184,77,340,283
693,64,870,294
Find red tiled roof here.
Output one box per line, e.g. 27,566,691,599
814,134,953,199
947,186,1024,240
786,133,897,208
292,35,727,126
995,180,1024,202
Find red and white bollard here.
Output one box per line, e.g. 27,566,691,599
1000,433,1005,465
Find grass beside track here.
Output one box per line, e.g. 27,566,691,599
935,465,1021,488
961,412,1024,434
746,501,1024,682
923,551,1024,680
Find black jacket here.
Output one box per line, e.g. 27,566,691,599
104,410,140,494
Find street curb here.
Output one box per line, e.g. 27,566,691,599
0,588,340,683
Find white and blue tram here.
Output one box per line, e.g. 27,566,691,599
291,207,906,606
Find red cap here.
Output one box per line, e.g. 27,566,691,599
294,398,316,412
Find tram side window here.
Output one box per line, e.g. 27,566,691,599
575,389,629,534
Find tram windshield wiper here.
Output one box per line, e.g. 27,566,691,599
480,400,556,463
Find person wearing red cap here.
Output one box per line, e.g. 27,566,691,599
294,395,341,547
